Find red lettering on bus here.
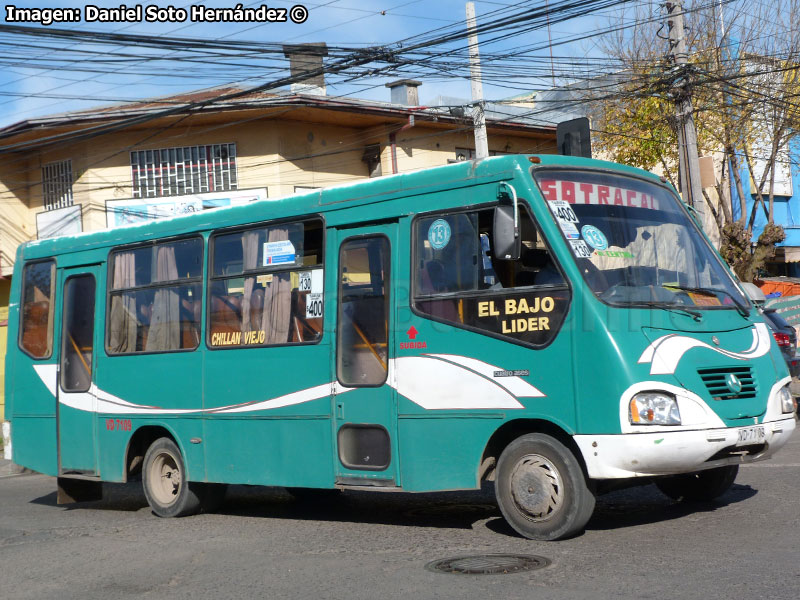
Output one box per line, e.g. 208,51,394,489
561,181,576,203
614,188,624,205
541,180,557,201
399,341,427,350
598,186,609,204
106,418,132,432
627,190,637,206
579,183,594,204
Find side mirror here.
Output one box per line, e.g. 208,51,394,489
493,204,520,260
740,282,766,307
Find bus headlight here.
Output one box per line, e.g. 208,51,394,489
629,392,681,425
778,385,796,414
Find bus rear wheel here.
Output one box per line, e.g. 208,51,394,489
142,437,201,518
495,433,595,541
655,465,739,502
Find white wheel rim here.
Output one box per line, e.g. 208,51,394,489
509,453,564,522
148,451,181,506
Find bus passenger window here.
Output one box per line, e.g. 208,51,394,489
337,237,390,386
61,275,95,392
107,237,203,354
413,206,569,347
20,260,56,359
208,218,323,348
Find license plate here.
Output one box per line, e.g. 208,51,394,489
736,425,765,446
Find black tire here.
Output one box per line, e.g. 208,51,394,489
142,437,201,518
655,465,739,502
195,483,228,513
495,433,595,541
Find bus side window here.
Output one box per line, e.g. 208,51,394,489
208,218,323,348
61,275,95,392
413,206,568,346
515,206,563,287
19,260,56,359
107,238,203,354
337,237,390,386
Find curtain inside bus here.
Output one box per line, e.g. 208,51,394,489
240,227,292,344
108,252,137,353
145,244,180,351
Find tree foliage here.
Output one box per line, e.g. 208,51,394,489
595,79,676,172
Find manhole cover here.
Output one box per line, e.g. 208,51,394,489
425,554,550,575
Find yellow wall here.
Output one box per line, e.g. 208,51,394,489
0,156,35,277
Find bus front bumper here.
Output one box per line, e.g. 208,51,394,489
573,416,796,479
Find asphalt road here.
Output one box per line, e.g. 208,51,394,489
2,433,800,600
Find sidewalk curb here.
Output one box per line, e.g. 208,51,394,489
0,459,34,478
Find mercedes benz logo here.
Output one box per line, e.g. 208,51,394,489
725,373,743,394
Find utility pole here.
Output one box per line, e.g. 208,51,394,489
466,2,489,160
545,0,556,88
666,1,707,228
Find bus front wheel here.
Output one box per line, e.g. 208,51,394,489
142,437,201,518
495,433,595,541
655,465,739,502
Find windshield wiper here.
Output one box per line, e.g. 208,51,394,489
663,284,750,318
626,300,703,321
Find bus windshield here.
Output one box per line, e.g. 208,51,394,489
534,169,748,311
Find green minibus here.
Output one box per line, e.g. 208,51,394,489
4,154,795,540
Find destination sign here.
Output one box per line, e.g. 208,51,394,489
540,179,661,210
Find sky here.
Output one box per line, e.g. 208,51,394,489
0,0,637,127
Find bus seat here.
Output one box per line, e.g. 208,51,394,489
137,302,153,350
415,298,461,323
520,248,563,286
180,298,201,348
417,261,461,321
290,290,322,342
535,265,564,286
249,288,264,331
21,301,50,356
210,295,242,335
518,248,546,286
423,260,451,292
419,264,434,294
515,271,537,287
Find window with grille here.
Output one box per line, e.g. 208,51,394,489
131,143,238,198
42,160,73,211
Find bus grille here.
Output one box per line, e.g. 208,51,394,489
697,366,757,400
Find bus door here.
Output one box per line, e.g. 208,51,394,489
57,265,101,475
333,225,399,486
